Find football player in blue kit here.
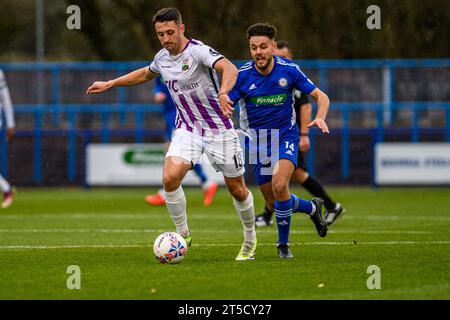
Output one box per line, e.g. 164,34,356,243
227,23,331,258
255,41,345,228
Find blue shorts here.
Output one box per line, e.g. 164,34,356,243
246,126,300,186
164,110,177,141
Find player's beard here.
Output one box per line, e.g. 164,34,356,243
256,55,272,71
164,36,184,55
164,42,176,53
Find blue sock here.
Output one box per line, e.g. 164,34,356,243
193,164,208,184
291,194,313,215
274,199,292,244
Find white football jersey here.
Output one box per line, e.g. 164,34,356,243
149,39,233,135
0,70,14,130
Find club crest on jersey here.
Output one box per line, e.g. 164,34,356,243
182,59,190,72
278,78,288,87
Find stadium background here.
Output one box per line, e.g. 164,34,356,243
0,0,449,187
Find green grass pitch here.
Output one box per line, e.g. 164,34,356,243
0,187,449,300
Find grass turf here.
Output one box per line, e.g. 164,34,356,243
0,187,449,300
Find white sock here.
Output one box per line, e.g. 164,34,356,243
202,180,213,190
310,202,316,215
164,186,189,237
233,190,256,245
0,175,10,193
158,188,166,200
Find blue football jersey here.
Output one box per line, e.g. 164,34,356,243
154,76,177,114
228,56,317,130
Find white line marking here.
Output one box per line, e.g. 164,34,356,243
1,241,449,250
0,214,449,221
0,229,163,233
0,229,432,235
0,244,145,250
360,216,450,222
0,214,162,220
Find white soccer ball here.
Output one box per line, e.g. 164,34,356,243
153,232,188,264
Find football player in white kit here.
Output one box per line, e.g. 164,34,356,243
0,69,15,209
87,8,257,260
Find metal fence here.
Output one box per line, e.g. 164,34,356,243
0,59,449,185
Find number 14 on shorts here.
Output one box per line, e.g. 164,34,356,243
285,141,295,152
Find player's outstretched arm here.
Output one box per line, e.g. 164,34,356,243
307,88,330,134
86,67,157,95
214,59,238,118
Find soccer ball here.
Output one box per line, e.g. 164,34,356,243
153,232,188,264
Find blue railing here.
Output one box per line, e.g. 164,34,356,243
0,59,449,185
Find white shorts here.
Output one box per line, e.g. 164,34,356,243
166,128,245,178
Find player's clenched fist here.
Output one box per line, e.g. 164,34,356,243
86,81,113,95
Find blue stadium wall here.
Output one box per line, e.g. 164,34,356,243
0,59,449,186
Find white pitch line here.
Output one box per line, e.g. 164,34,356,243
1,241,450,250
0,229,164,233
0,229,432,235
295,241,450,246
1,213,450,221
0,244,145,250
362,216,450,222
0,213,164,220
194,241,450,246
0,213,247,220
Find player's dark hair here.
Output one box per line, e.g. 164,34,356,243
153,7,182,25
277,40,290,50
246,23,277,40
